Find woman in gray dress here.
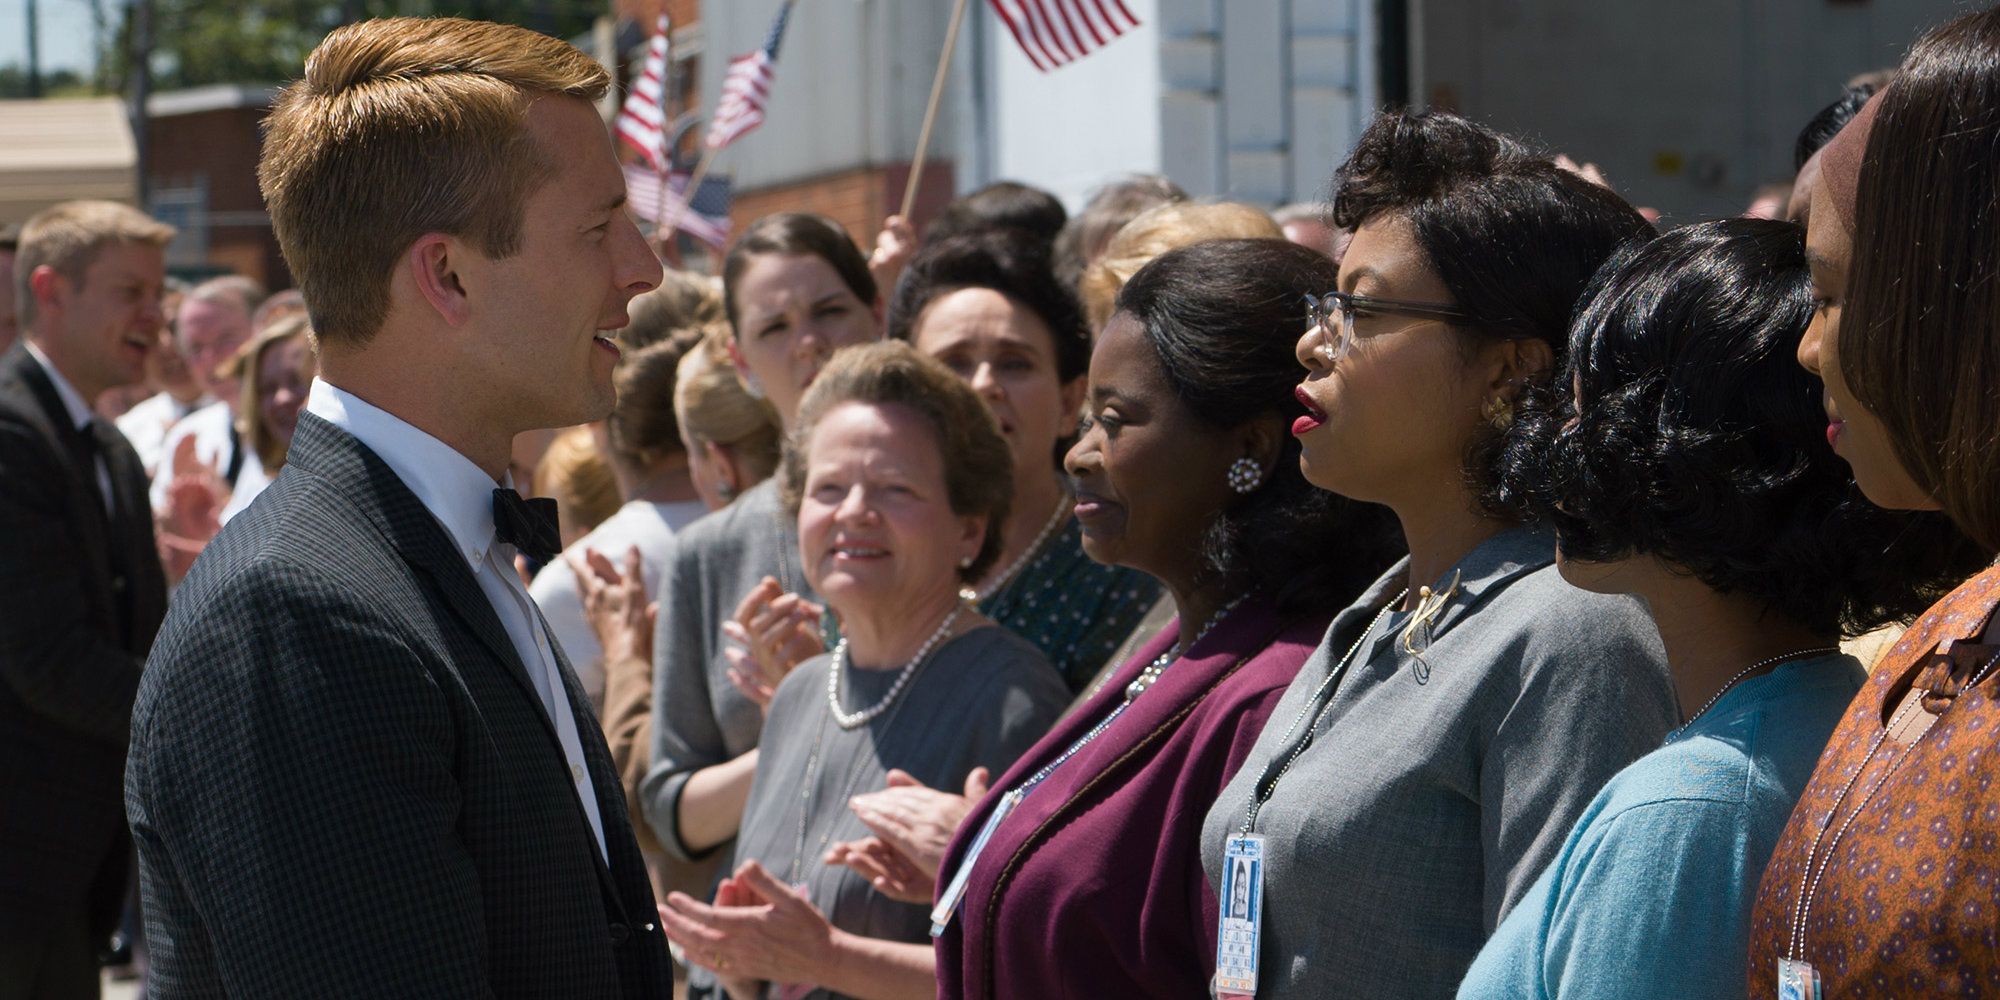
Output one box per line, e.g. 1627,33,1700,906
638,214,883,900
1197,110,1679,999
659,341,1068,1000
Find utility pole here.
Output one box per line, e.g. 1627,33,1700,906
128,0,154,206
26,0,43,97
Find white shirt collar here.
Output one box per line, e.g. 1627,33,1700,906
22,341,95,431
303,377,508,570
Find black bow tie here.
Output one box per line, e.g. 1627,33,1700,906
492,488,561,564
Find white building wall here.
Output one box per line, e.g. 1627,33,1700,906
979,0,1166,209
699,0,955,190
1417,0,1967,222
698,0,1373,211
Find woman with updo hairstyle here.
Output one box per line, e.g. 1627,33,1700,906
887,228,1160,691
658,341,1067,1000
1749,10,2000,993
640,212,882,904
1458,219,1981,1000
1077,200,1283,332
1198,110,1677,999
674,327,781,511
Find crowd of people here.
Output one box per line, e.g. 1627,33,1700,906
6,6,2000,999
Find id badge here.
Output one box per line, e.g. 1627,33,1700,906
1213,834,1266,998
1777,958,1821,1000
929,789,1023,937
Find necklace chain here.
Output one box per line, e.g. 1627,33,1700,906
1241,589,1406,835
962,497,1070,604
1786,645,2000,960
1008,594,1247,800
1681,647,1841,730
825,601,968,729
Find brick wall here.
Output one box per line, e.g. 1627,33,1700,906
729,160,956,255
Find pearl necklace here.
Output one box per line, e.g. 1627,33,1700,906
961,497,1071,603
1680,646,1840,729
1124,594,1249,700
825,602,968,729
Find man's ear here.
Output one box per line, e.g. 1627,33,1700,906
407,233,471,327
27,265,67,316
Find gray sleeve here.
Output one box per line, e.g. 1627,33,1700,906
1479,593,1675,929
639,536,724,862
965,641,1070,781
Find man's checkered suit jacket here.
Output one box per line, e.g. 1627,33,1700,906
127,411,673,997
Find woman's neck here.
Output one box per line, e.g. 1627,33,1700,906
975,465,1066,593
841,587,971,670
612,454,702,506
1630,565,1835,721
1161,572,1242,651
1390,486,1511,612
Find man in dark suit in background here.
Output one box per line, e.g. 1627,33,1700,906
0,200,172,999
125,17,673,998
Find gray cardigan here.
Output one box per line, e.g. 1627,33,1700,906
638,479,810,895
1200,527,1675,1000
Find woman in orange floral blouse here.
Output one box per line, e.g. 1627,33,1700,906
1746,8,2000,997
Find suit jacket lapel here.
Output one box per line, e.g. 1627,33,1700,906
6,347,116,608
286,413,647,919
285,414,556,736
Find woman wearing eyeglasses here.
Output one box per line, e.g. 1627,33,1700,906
1197,110,1678,1000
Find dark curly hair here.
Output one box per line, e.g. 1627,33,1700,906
1114,239,1403,615
1511,218,1982,637
1330,109,1655,521
885,228,1090,384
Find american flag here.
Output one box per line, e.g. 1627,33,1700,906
623,164,733,249
704,0,796,151
614,15,672,171
988,0,1141,72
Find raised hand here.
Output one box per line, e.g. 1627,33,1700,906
721,576,826,713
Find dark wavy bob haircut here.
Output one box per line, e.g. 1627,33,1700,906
1515,219,1982,637
886,228,1090,385
1331,109,1655,520
1113,239,1403,615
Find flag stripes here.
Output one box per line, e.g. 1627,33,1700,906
623,164,732,249
614,15,673,170
704,0,795,151
988,0,1140,71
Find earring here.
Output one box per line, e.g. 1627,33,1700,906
959,555,975,569
741,371,766,400
717,481,736,503
1226,457,1263,494
1481,396,1515,431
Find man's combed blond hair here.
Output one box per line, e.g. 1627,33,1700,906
258,17,609,346
15,200,174,328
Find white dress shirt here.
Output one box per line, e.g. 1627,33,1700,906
116,389,210,477
148,399,268,521
303,377,609,859
22,341,113,511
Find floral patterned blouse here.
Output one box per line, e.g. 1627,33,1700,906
979,517,1159,694
1747,564,2000,997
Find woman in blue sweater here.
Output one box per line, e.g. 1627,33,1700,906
1457,218,1983,1000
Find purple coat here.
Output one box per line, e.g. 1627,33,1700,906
933,595,1333,999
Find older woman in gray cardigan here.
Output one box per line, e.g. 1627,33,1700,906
1198,111,1676,999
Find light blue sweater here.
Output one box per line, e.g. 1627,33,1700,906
1457,653,1866,1000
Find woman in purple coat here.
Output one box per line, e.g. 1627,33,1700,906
928,240,1400,997
652,240,1400,999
